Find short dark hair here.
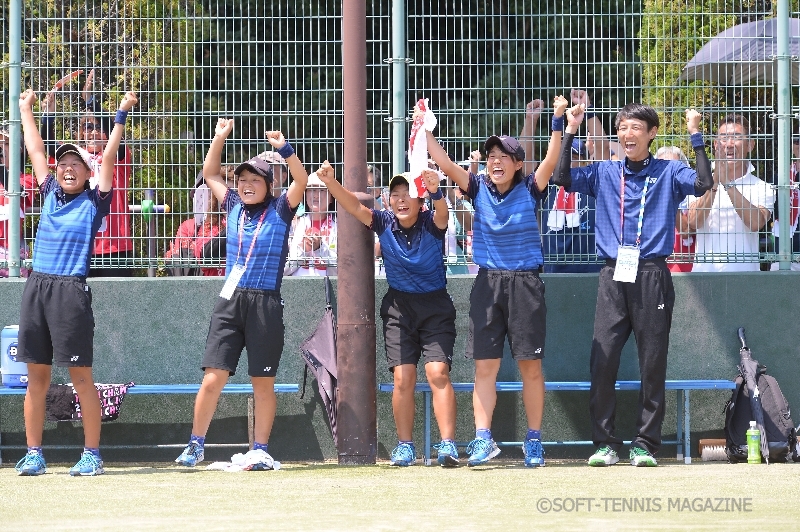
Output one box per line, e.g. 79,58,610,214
614,103,660,131
719,113,751,136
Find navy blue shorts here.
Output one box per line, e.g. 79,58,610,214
201,288,285,377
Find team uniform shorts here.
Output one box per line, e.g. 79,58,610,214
380,287,457,370
467,268,546,361
17,271,95,367
202,287,285,377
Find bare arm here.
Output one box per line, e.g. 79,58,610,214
316,160,373,226
532,95,568,191
571,90,610,161
685,189,716,232
519,99,543,176
269,130,308,208
18,90,50,186
425,130,469,190
421,169,448,230
97,91,137,193
726,186,771,232
203,118,236,204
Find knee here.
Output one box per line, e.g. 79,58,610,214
519,361,543,382
425,367,451,389
393,370,416,393
474,361,500,381
200,370,228,394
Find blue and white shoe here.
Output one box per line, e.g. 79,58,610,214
69,451,105,476
389,442,417,467
466,437,500,466
15,451,47,476
175,441,205,467
434,440,459,467
523,438,545,467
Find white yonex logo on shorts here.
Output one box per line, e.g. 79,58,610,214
264,367,271,372
535,348,542,354
658,304,665,310
70,356,79,361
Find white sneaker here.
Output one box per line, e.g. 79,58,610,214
588,446,620,466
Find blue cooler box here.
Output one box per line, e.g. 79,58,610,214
1,325,28,387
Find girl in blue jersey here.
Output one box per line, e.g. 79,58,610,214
176,118,309,469
15,88,137,476
316,163,460,467
421,95,567,467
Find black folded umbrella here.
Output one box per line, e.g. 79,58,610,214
300,276,338,445
737,327,770,464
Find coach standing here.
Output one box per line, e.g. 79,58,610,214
553,103,712,467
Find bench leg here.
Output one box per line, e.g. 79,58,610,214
676,389,684,461
424,391,432,466
683,390,691,464
247,395,255,449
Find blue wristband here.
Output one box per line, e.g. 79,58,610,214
690,132,705,149
42,115,55,125
428,188,443,201
114,110,129,125
277,142,295,159
551,115,564,131
584,107,596,120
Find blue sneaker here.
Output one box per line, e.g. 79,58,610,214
69,451,105,476
175,441,205,467
15,451,47,476
389,442,417,466
434,440,459,467
523,438,545,467
466,437,500,466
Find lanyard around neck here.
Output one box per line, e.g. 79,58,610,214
619,165,650,248
235,207,268,268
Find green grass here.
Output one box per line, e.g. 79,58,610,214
1,459,798,530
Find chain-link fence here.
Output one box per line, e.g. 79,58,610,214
2,0,798,277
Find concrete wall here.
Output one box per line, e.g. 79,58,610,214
1,272,799,462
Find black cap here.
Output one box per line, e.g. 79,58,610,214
484,135,525,161
234,156,274,182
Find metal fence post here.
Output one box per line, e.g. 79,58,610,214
775,0,793,270
6,0,23,278
390,0,407,177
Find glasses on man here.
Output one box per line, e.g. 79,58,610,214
81,121,101,132
716,133,747,142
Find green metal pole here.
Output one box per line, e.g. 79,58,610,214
775,0,792,270
6,0,23,277
390,0,407,177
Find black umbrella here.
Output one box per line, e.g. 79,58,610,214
299,275,338,445
737,327,770,464
679,18,800,85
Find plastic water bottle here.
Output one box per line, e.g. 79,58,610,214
746,421,761,464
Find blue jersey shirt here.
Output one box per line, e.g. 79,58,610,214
223,190,297,291
541,187,602,273
33,175,112,277
372,209,447,293
566,156,700,259
463,172,545,270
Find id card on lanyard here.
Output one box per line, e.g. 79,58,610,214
220,207,268,299
612,166,650,284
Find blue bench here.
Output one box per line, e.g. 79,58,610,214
378,380,735,465
0,383,299,463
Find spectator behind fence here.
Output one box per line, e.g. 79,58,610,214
15,88,138,477
534,89,604,273
656,146,694,273
770,132,800,271
164,192,226,276
553,103,711,468
41,69,134,276
423,95,568,468
175,118,309,471
0,127,37,277
287,172,337,276
684,114,775,272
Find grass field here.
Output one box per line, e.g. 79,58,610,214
1,458,798,530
